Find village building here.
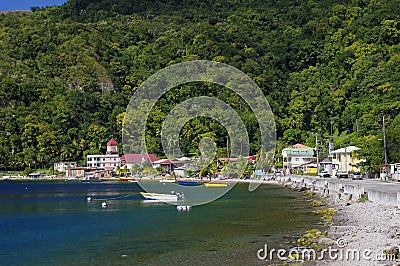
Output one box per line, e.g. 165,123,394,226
320,157,333,174
380,163,400,181
66,167,87,178
282,143,316,173
120,153,160,171
152,158,180,173
330,146,365,174
86,138,121,171
53,161,77,172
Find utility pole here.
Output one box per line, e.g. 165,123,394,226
383,116,388,165
345,147,348,173
315,134,319,174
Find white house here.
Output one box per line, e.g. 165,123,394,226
54,161,77,172
86,138,121,170
87,154,120,170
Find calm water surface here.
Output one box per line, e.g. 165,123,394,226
0,181,319,265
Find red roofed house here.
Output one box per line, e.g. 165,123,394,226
120,154,160,170
152,158,182,172
106,138,118,154
282,143,316,171
87,138,121,170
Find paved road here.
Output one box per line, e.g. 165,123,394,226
301,175,400,194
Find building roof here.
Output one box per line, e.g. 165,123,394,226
282,143,315,157
320,158,332,164
107,138,118,146
331,146,360,154
246,155,257,161
121,154,160,163
177,156,191,161
290,143,312,149
153,158,181,165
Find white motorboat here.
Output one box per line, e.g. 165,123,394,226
158,179,176,183
140,192,177,202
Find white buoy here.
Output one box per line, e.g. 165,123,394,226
177,205,192,211
87,197,92,202
101,202,107,208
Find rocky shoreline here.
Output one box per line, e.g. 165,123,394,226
229,178,400,265
317,198,400,265
278,179,400,266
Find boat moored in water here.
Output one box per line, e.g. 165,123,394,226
139,192,177,202
203,183,228,187
177,180,202,186
119,177,137,182
158,179,176,183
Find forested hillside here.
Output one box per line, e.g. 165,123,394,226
0,0,399,171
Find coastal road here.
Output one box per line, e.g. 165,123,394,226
301,175,400,194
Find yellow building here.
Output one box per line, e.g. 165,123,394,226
330,146,365,174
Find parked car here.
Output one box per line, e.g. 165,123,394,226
318,170,331,178
351,172,363,180
336,171,349,178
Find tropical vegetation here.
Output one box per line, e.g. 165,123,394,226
0,0,399,172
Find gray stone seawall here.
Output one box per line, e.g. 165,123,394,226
274,175,399,207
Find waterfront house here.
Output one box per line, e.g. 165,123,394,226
87,154,120,170
120,153,160,170
53,161,77,172
282,144,316,172
66,167,87,178
152,158,180,172
86,138,121,170
330,146,364,174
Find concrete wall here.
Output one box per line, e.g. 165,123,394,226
274,175,399,207
367,190,397,206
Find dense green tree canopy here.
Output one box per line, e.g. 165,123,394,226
0,0,399,171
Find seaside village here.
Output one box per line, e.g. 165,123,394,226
41,138,400,182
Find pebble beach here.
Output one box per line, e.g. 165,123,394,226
318,199,400,266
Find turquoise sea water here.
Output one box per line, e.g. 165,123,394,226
0,181,319,265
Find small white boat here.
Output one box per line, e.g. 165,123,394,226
140,192,177,202
158,179,176,183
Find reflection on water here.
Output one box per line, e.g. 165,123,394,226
0,181,318,265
